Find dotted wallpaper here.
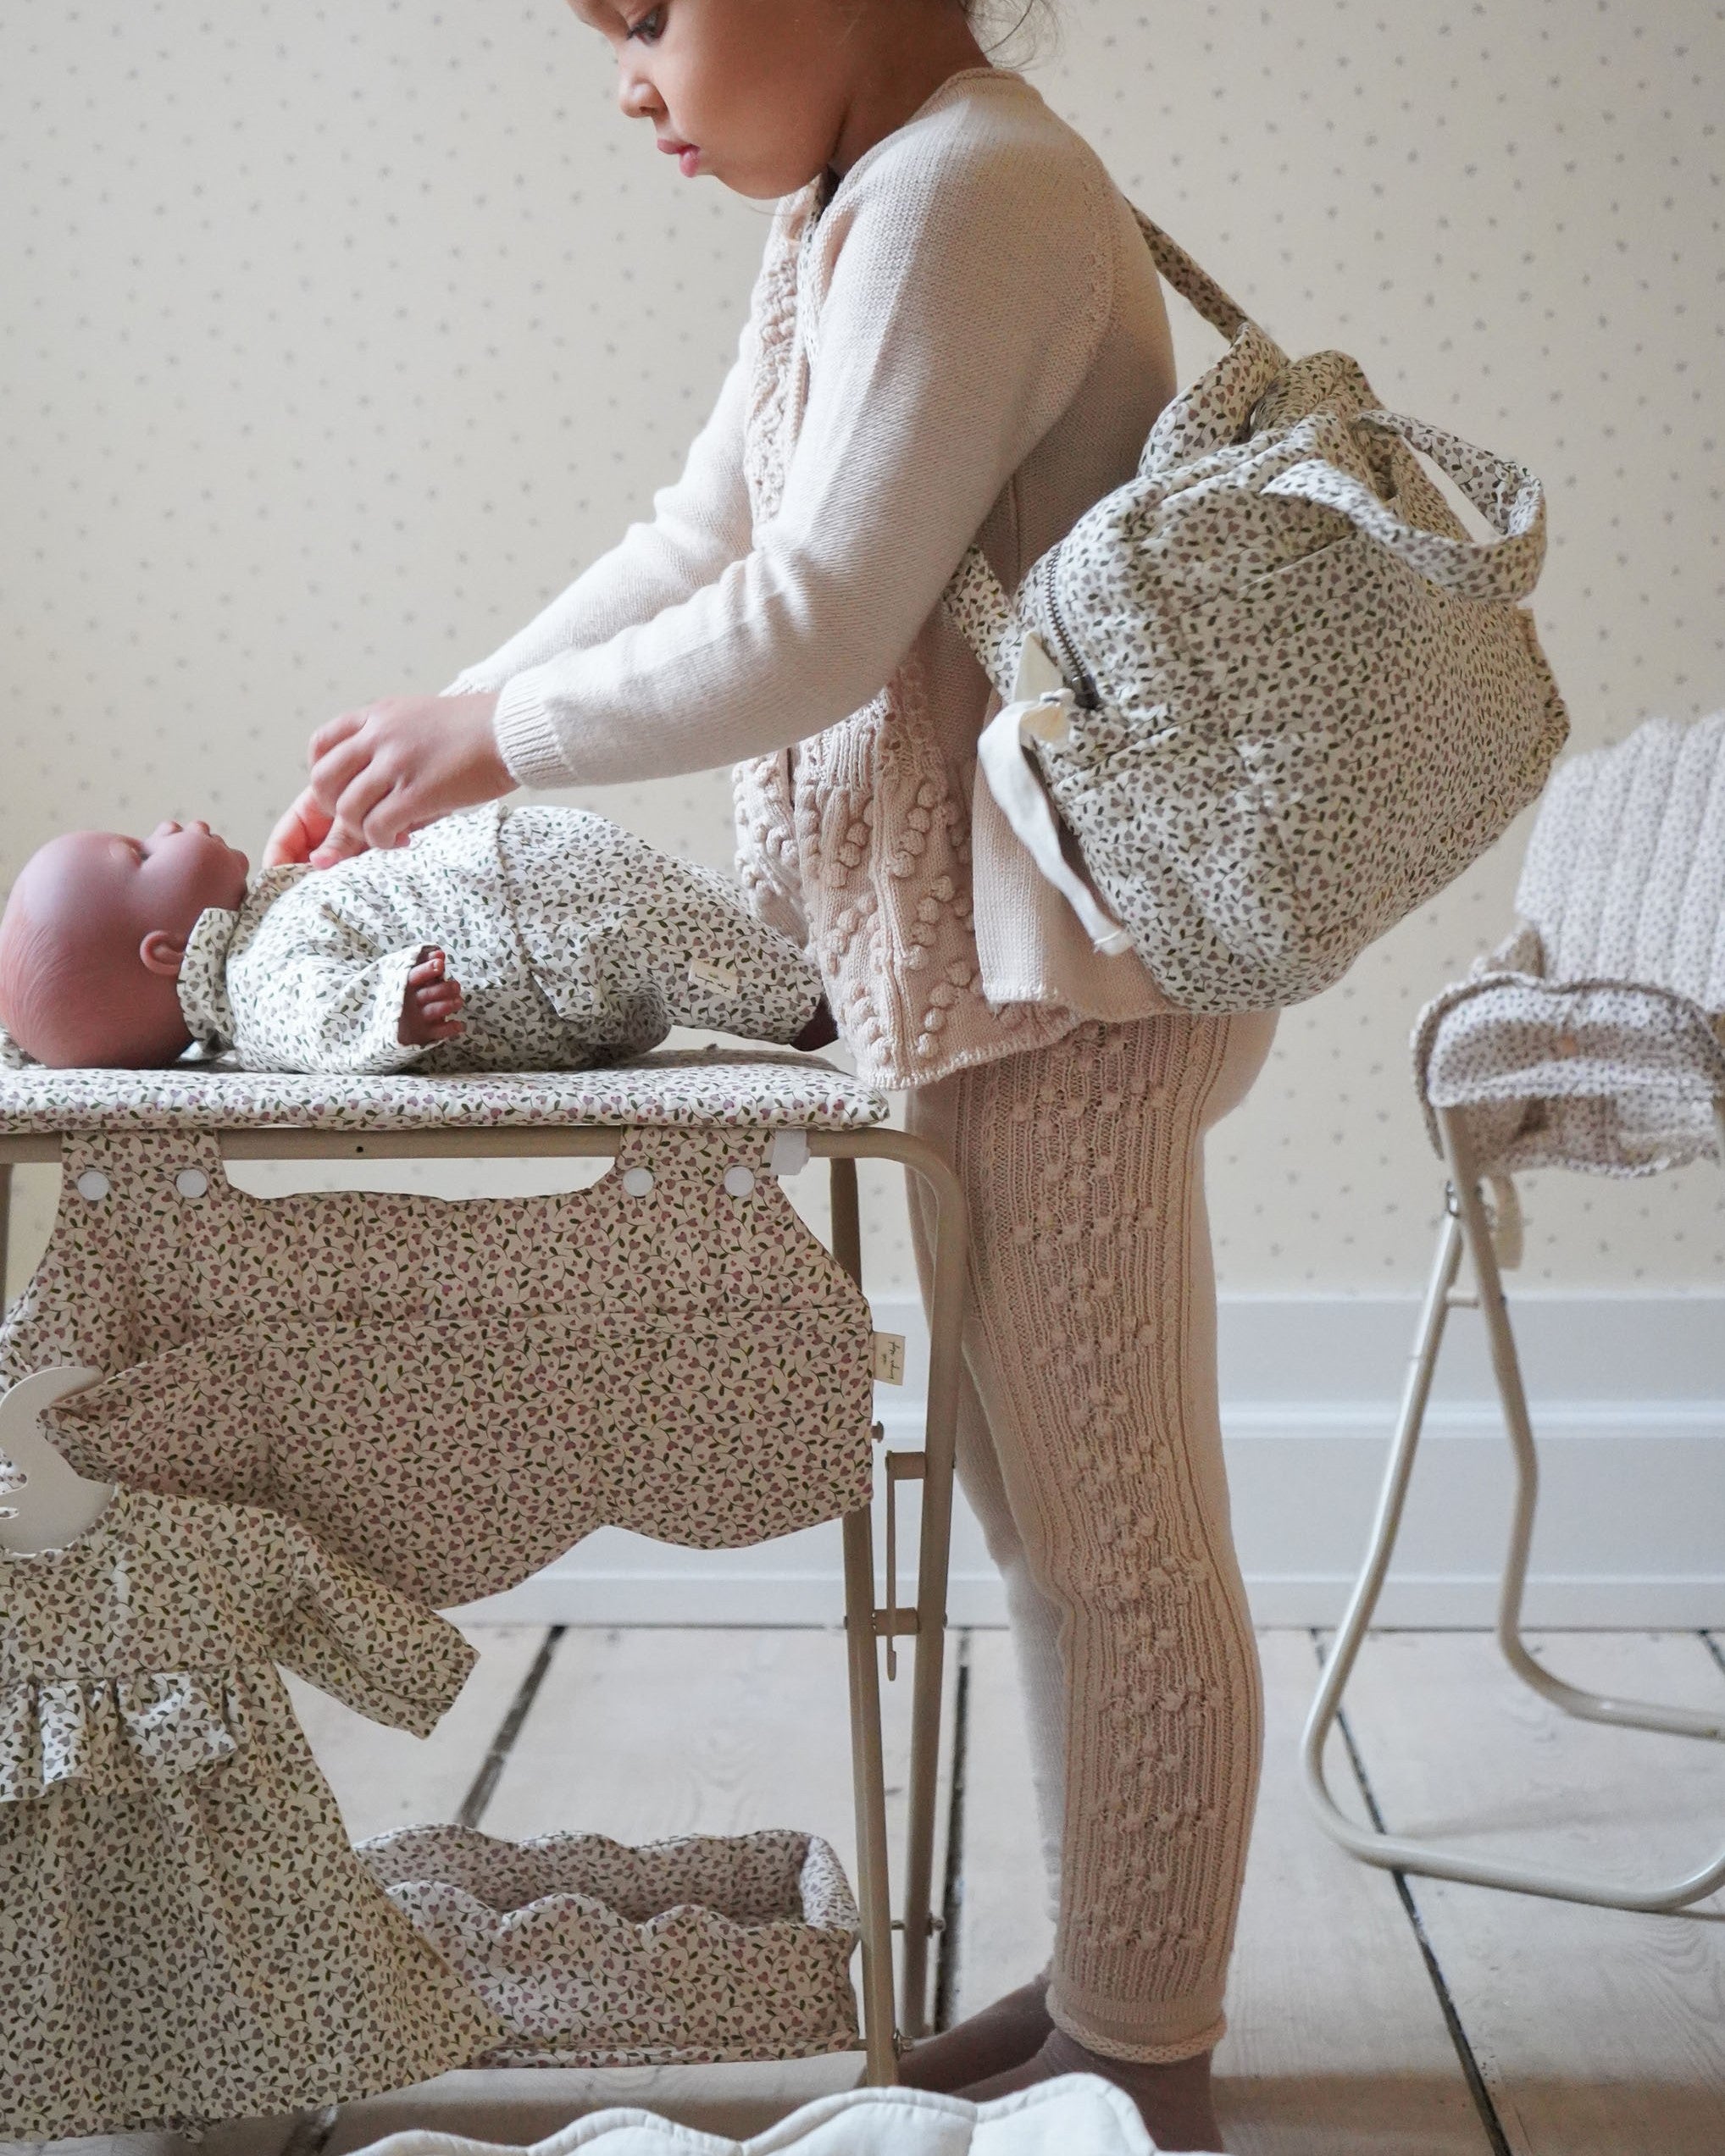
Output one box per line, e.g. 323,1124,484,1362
3,1,1723,1296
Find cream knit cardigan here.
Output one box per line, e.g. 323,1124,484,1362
452,67,1179,1089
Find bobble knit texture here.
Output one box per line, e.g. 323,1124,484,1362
452,69,1182,1089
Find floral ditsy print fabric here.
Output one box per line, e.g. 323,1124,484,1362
0,1488,503,2140
358,1825,862,2068
171,803,822,1076
1414,711,1725,1178
942,209,1569,1015
0,1046,889,1137
2,1126,878,1607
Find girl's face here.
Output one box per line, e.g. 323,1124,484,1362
569,0,984,199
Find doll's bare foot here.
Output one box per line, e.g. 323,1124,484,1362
398,947,465,1046
962,2030,1222,2150
895,1973,1052,2092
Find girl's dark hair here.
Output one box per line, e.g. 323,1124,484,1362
959,0,1059,64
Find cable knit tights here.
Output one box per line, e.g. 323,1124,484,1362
904,1008,1278,2063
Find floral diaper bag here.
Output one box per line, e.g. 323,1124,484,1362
943,208,1571,1014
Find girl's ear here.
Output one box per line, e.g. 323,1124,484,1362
138,929,189,978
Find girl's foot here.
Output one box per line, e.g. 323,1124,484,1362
962,2028,1223,2153
894,1973,1053,2093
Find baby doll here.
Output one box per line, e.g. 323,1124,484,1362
0,804,830,1074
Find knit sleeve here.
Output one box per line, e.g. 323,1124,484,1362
489,119,1118,790
442,315,756,697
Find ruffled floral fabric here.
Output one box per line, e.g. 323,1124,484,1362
0,1488,502,2139
0,1669,250,1799
358,1825,860,2068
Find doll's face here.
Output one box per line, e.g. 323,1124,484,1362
0,821,250,1067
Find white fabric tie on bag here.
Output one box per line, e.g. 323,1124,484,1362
975,633,1135,959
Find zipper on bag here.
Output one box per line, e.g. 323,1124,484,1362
1040,546,1098,708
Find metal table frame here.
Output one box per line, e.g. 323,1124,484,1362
0,1118,969,2084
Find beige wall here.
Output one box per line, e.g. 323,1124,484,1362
3,1,1722,1295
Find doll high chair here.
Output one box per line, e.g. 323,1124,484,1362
0,1046,966,2092
1302,708,1725,1910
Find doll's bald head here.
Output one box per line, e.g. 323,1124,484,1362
0,821,250,1067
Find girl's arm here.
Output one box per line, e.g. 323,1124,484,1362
297,126,1116,857
491,130,1117,790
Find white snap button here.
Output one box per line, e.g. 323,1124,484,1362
723,1166,757,1199
621,1166,656,1198
75,1170,112,1203
175,1168,210,1200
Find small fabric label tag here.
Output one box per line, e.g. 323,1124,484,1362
687,956,740,994
871,1333,907,1386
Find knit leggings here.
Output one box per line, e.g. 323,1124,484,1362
905,1007,1278,2063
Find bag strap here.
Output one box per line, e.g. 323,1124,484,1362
1126,205,1253,343
939,204,1260,691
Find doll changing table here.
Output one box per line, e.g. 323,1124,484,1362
0,1046,967,2094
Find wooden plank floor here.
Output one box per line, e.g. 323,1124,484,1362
13,1628,1725,2156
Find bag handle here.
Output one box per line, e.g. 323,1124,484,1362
1261,410,1548,602
1127,206,1252,343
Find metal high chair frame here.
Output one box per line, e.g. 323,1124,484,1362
0,1094,968,2085
1301,1095,1725,1912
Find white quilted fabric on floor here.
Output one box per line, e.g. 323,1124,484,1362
336,2073,1162,2154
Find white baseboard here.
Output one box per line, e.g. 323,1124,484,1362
458,1294,1725,1632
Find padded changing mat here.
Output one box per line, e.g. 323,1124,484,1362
0,1098,880,1606
0,1047,890,1137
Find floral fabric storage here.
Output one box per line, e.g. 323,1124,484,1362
360,1824,862,2067
0,1123,878,1606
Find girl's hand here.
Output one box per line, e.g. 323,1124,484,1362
301,693,512,868
263,788,335,869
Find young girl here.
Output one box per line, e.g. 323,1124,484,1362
267,3,1278,2146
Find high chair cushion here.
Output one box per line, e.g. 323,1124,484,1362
1412,712,1725,1179
0,1048,890,1136
1413,928,1725,1178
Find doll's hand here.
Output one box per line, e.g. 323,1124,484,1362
305,694,512,868
398,948,466,1048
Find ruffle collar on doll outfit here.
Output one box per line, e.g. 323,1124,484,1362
176,867,307,1051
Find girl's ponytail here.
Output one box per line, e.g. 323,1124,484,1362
958,0,1059,64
